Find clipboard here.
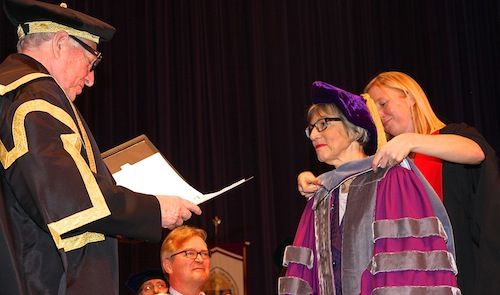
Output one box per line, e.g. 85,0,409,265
101,135,252,205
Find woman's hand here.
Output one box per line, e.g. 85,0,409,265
297,171,321,198
372,133,414,171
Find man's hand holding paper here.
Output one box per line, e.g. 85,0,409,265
154,195,202,229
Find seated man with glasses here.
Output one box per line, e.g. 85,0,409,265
161,225,211,295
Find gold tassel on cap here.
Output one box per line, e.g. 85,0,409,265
361,93,387,151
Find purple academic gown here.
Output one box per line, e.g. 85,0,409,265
279,157,459,295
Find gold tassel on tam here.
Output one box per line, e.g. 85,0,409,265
361,93,387,151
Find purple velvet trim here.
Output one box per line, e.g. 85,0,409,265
360,167,458,294
375,166,436,219
310,81,377,155
285,197,319,294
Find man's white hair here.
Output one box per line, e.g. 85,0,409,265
17,32,55,53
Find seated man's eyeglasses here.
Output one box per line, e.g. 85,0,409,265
305,117,342,138
69,35,103,72
140,281,168,294
169,249,211,260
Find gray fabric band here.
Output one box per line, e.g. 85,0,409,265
368,250,458,275
278,277,313,295
315,189,336,295
341,167,380,295
372,286,462,295
282,246,314,269
373,216,448,242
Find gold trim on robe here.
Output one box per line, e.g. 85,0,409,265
0,73,50,96
1,99,110,251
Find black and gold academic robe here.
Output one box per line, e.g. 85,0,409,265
441,123,500,295
0,53,162,295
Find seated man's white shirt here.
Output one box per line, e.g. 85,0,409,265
168,287,206,295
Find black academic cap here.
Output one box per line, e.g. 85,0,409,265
3,0,115,43
125,269,167,293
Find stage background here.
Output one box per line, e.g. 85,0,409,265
1,0,498,294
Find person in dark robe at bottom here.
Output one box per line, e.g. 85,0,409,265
126,269,169,295
278,81,460,295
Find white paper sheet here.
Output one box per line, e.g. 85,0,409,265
112,153,251,205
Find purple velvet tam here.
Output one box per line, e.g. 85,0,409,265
311,81,377,155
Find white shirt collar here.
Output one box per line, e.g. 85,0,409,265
168,287,205,295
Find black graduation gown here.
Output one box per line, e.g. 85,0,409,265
441,123,500,295
0,53,162,295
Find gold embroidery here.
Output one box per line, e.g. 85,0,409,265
1,73,51,168
0,73,50,96
17,21,100,43
60,232,105,252
1,99,110,251
47,133,110,250
0,100,77,168
69,102,97,173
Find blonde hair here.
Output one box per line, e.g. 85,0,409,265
160,226,207,260
364,71,445,136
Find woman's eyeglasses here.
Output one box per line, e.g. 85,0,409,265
305,117,342,138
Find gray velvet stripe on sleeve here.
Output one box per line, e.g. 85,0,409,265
282,246,314,269
372,286,462,295
368,250,458,275
278,277,313,295
373,216,448,242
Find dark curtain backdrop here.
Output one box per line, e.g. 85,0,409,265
1,0,499,294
